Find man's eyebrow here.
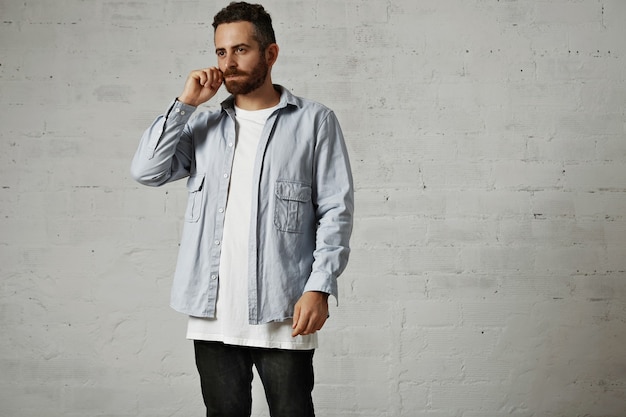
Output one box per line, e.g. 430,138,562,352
215,43,252,53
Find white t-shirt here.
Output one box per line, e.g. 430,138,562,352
186,104,317,350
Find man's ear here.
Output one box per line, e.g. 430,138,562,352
265,43,279,66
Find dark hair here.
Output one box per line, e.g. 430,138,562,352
212,2,276,50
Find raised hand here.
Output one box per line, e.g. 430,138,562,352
178,67,223,107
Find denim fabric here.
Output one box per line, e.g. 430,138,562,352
130,86,354,323
194,341,315,417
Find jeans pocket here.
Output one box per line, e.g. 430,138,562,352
274,180,312,233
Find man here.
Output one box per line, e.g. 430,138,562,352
130,2,353,416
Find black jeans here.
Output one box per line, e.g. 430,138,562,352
194,340,315,417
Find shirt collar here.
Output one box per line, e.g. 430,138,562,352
220,85,299,113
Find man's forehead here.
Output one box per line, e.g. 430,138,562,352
214,21,258,47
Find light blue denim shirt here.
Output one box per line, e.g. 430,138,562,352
130,86,354,324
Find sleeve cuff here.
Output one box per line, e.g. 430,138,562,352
304,272,338,305
165,99,196,121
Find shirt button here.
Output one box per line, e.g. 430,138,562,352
228,142,234,147
180,110,185,115
211,275,218,280
215,240,221,245
223,173,229,178
175,108,180,113
218,208,224,213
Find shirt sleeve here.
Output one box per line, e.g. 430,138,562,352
303,110,354,303
130,99,197,186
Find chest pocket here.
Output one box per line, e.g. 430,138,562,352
274,180,312,233
185,174,205,222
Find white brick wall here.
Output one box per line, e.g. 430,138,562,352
1,1,625,416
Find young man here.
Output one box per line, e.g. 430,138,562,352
130,2,353,416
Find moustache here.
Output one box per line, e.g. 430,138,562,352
222,69,248,77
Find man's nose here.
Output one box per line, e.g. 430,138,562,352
225,54,237,68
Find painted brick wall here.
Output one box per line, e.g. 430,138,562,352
1,1,625,416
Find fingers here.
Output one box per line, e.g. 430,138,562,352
291,314,309,337
179,67,222,106
195,67,223,88
292,303,301,330
292,311,327,337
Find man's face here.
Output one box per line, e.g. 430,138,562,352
215,21,269,95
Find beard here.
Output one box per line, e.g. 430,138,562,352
223,55,269,95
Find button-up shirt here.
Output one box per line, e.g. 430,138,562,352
130,86,354,324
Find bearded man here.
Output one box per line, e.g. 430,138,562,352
130,2,354,416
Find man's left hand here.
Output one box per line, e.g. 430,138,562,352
292,291,329,337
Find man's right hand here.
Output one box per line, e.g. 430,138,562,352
178,67,223,107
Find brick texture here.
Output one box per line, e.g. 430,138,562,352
1,1,625,416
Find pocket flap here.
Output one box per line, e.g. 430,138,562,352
275,181,311,202
186,173,205,192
